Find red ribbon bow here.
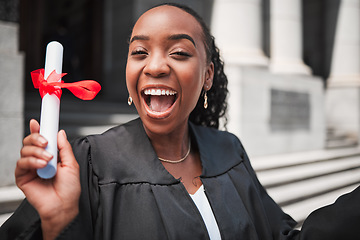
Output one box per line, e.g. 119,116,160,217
31,69,101,100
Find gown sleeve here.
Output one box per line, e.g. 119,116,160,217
56,137,100,239
294,185,360,240
0,137,99,240
0,199,42,240
237,140,298,239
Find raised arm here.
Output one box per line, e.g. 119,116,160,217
15,119,81,240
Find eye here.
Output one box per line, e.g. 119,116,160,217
130,46,149,60
130,48,148,58
170,50,192,59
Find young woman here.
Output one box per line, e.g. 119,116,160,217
1,3,359,240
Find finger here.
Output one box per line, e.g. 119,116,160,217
16,156,48,172
23,120,47,147
29,119,40,134
23,133,48,148
15,157,45,191
20,145,53,160
15,157,47,184
57,130,78,168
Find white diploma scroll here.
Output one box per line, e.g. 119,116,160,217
37,41,63,179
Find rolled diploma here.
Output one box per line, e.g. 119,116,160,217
37,41,63,179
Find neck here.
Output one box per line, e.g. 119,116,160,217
144,121,191,161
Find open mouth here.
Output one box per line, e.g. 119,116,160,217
142,88,178,114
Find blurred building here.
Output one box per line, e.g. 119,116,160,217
0,0,23,187
0,0,360,226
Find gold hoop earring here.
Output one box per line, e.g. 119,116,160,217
128,96,133,106
204,92,208,109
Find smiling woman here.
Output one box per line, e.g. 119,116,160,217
126,5,213,133
125,5,214,198
1,2,360,240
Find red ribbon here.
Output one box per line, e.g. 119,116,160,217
31,69,101,100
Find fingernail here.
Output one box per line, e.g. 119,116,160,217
61,130,67,139
37,159,47,167
38,136,47,145
42,151,53,159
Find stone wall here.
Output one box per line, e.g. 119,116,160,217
227,65,325,157
0,21,24,187
211,0,325,156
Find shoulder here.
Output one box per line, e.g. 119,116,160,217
71,117,174,185
300,185,360,239
71,118,142,152
190,123,247,176
70,118,143,180
190,122,244,155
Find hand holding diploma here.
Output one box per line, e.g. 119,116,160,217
16,119,81,239
14,41,100,238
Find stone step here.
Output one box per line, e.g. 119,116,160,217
59,113,138,126
25,97,139,140
325,127,358,149
0,213,12,226
0,186,24,226
251,147,360,171
25,111,138,140
266,168,360,206
326,138,358,149
58,113,138,139
282,184,359,226
26,111,138,127
257,156,360,188
0,186,24,214
252,147,360,224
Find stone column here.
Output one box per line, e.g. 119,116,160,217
327,0,360,86
269,0,311,74
0,21,24,187
211,0,268,66
211,0,325,156
211,0,268,134
326,0,360,144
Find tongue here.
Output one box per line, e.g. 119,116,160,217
149,95,175,112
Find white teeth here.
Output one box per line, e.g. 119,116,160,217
144,88,177,96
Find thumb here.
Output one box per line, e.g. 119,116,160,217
57,130,77,167
29,119,40,134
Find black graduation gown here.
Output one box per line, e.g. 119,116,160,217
1,118,360,239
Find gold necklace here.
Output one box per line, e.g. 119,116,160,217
158,139,191,164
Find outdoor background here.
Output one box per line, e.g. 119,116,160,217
1,0,360,227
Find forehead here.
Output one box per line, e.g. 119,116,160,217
132,5,204,41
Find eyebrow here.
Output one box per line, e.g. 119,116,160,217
130,33,196,47
168,34,196,47
130,35,149,43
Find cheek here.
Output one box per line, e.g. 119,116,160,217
180,66,204,107
125,63,139,96
178,62,204,86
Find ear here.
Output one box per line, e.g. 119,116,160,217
203,62,214,91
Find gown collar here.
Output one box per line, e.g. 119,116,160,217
132,118,244,179
90,118,243,185
188,121,244,178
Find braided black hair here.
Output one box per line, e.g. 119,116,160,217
151,3,229,129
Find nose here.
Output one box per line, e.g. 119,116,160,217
143,52,170,78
